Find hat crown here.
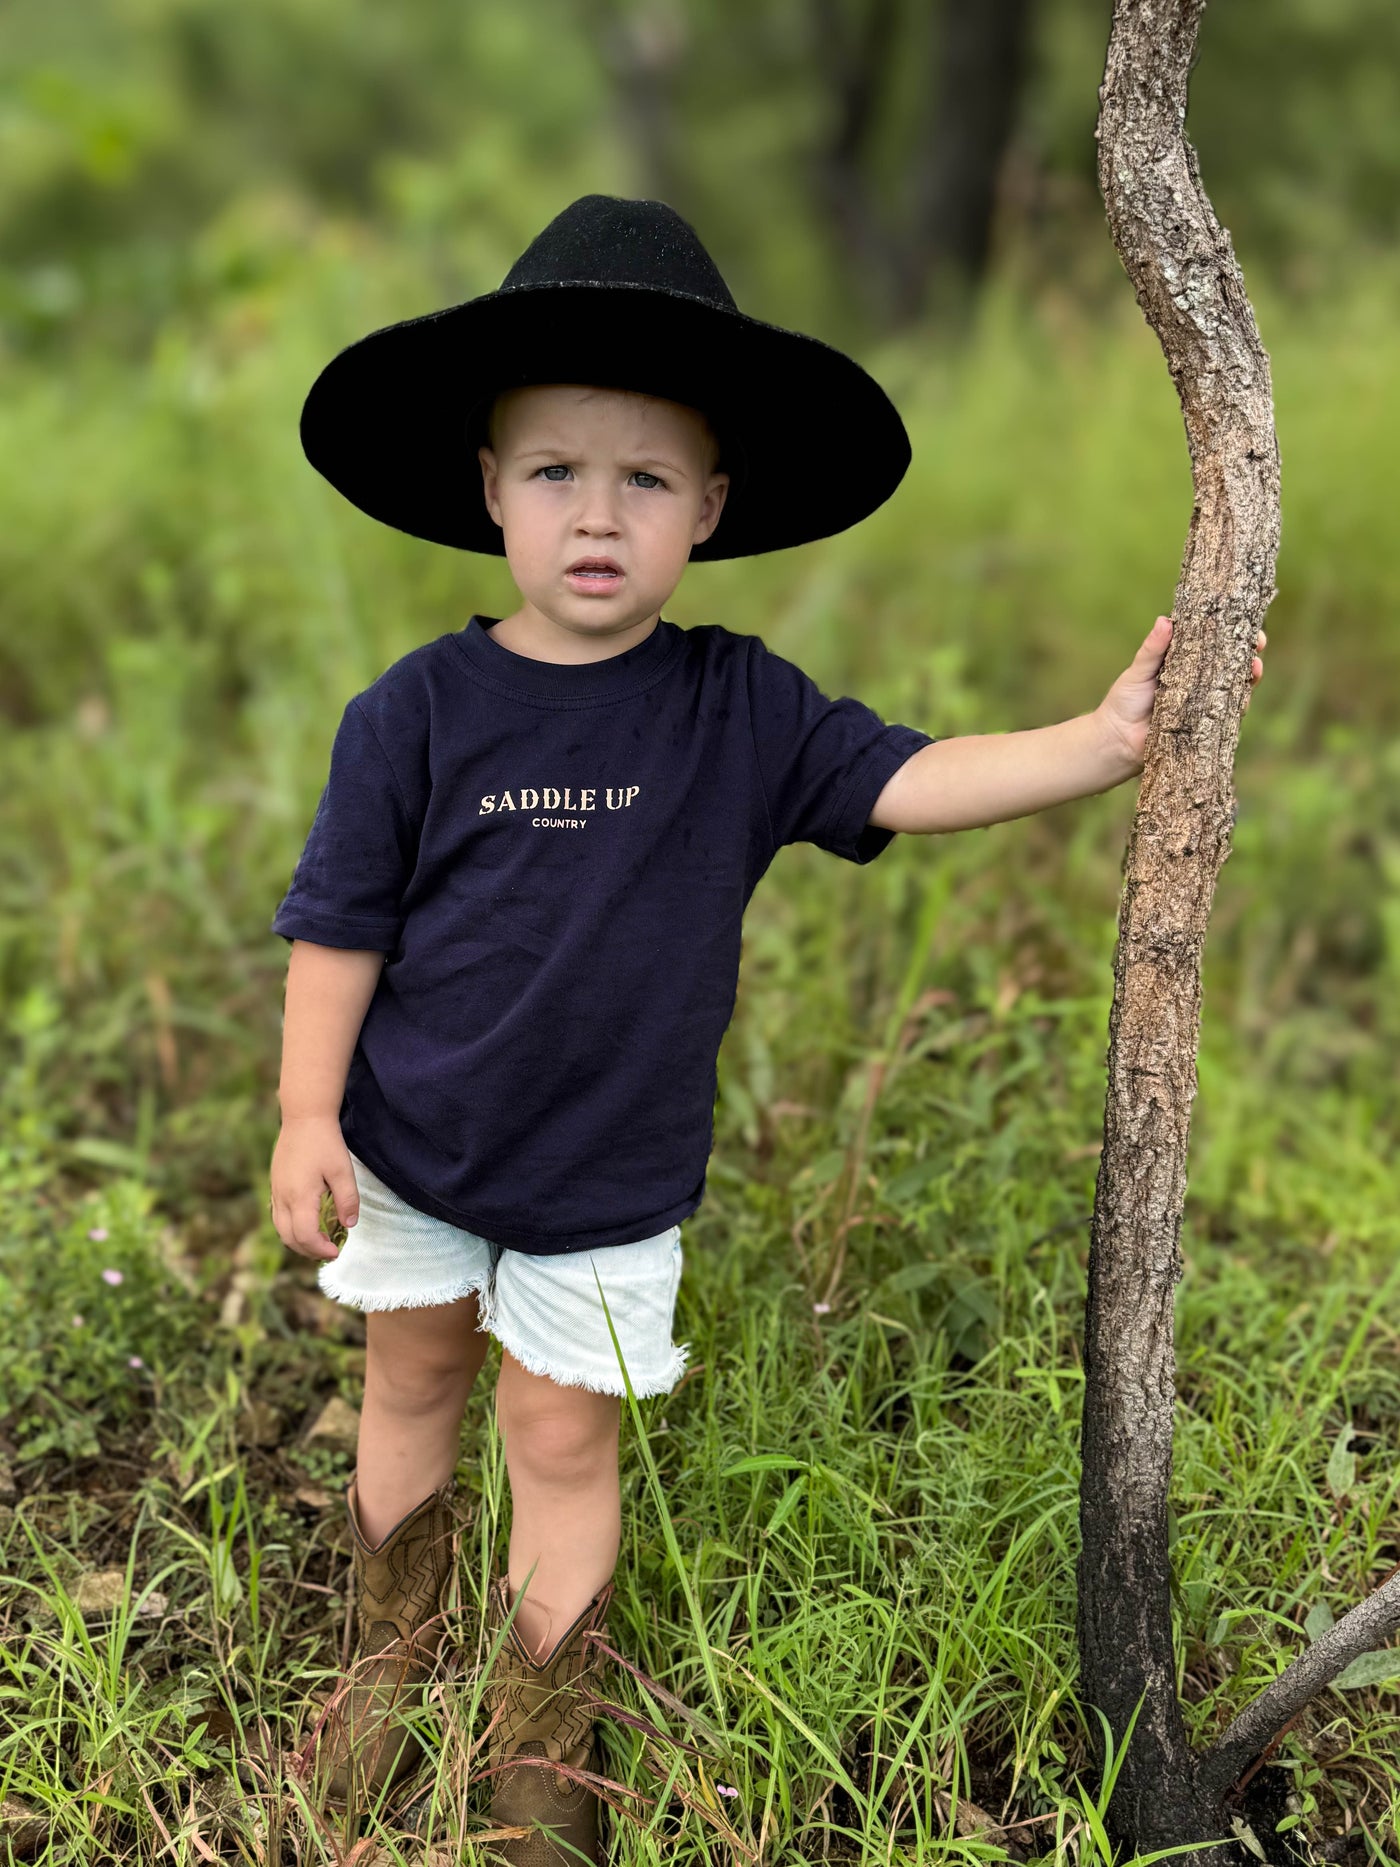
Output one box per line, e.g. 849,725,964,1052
499,194,738,312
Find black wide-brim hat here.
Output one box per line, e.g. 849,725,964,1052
299,194,911,560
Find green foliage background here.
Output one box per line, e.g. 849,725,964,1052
1,2,1398,1861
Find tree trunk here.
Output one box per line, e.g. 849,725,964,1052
1077,1,1280,1860
897,0,1033,320
1079,13,1400,1846
807,0,907,326
583,0,689,211
809,0,1036,326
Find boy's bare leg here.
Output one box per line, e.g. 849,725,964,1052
494,1350,621,1659
355,1296,490,1544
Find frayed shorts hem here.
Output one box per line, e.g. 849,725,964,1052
316,1268,492,1313
484,1304,691,1400
316,1152,689,1399
317,1273,689,1397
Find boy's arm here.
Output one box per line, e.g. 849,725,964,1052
869,709,1135,835
278,939,385,1120
271,940,384,1261
870,613,1264,836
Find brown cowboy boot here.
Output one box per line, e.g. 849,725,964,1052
301,1476,457,1810
483,1576,613,1865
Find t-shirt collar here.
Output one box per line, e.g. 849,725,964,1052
453,613,681,702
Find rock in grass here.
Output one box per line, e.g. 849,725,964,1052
72,1571,168,1618
239,1399,284,1448
282,1285,360,1339
74,1570,129,1614
1,1796,47,1860
304,1395,360,1456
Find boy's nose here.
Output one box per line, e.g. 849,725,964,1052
576,509,622,537
572,483,623,535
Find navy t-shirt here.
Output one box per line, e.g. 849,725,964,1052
270,615,934,1254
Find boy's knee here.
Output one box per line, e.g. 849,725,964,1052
372,1354,473,1411
365,1310,480,1408
500,1388,619,1482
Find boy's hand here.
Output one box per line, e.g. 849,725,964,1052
1095,615,1267,775
269,1116,360,1262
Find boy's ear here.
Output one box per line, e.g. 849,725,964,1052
478,446,503,528
692,471,730,547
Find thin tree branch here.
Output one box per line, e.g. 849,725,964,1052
1197,1570,1400,1803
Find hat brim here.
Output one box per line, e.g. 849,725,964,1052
298,283,910,560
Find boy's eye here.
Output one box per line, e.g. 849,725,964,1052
538,465,571,481
533,464,672,489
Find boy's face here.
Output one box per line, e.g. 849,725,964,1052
477,384,729,647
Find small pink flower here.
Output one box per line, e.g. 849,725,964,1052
71,1314,85,1328
101,1268,124,1286
88,1227,109,1242
128,1356,144,1370
716,1783,739,1798
812,1301,832,1315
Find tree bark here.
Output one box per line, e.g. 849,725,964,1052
1077,1,1280,1860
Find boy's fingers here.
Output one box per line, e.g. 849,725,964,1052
327,1162,360,1229
292,1196,338,1260
1136,617,1171,665
265,1187,317,1262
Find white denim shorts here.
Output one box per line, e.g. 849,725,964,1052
316,1152,689,1398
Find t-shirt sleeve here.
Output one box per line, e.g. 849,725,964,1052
270,698,419,950
745,638,937,864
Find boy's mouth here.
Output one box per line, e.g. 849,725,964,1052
565,556,625,594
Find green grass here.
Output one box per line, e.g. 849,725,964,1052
2,244,1399,1861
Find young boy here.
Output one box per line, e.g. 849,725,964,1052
268,195,1264,1862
